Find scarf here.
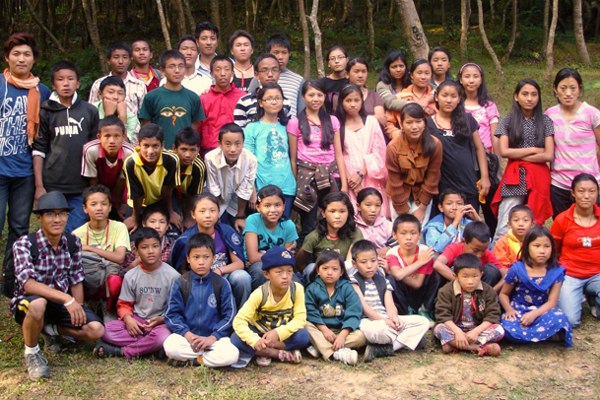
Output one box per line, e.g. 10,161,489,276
3,68,41,145
131,67,154,85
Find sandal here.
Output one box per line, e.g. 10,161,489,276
278,350,302,363
256,356,272,367
93,340,122,359
477,343,501,357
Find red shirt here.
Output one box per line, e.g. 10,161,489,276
198,85,245,153
442,243,502,270
386,244,434,275
551,204,600,279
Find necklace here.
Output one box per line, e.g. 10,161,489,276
410,86,428,100
86,220,110,247
234,64,253,89
574,212,597,227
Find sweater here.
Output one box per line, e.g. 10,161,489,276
422,214,473,254
435,280,501,326
305,277,362,331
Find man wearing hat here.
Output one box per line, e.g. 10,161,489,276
10,191,104,381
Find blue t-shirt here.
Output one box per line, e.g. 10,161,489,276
0,76,51,177
243,120,296,196
243,213,299,258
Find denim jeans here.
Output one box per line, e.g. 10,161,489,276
558,274,600,327
0,175,34,270
225,269,252,309
65,194,87,234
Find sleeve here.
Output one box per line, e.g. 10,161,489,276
123,158,145,200
88,79,101,104
376,81,408,112
543,115,555,137
482,287,501,324
503,264,519,285
163,277,191,336
81,145,98,178
555,266,566,283
434,284,455,324
118,271,136,302
162,152,179,187
590,104,600,128
550,215,564,245
191,94,205,123
126,111,140,142
351,229,364,242
492,236,511,269
331,115,341,132
275,283,307,341
385,139,407,212
169,236,187,270
283,220,300,242
68,236,85,287
301,231,318,254
205,155,222,197
385,110,402,139
234,152,257,200
363,117,387,180
416,138,443,206
495,115,509,137
232,288,263,347
486,101,500,124
112,222,131,251
385,247,401,269
423,218,458,254
483,250,503,270
373,91,384,107
304,284,325,325
88,107,100,141
341,284,363,331
138,94,153,121
212,277,236,339
13,237,36,292
243,213,260,235
243,123,256,154
233,96,250,127
287,117,300,137
32,108,51,155
441,244,459,267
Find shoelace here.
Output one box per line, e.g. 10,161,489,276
28,353,48,367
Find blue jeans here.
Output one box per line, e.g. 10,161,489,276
247,262,302,290
302,263,316,286
0,175,34,269
558,274,600,327
283,195,294,219
225,269,252,309
65,194,87,233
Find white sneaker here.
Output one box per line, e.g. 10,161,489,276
306,345,320,358
333,347,358,365
591,305,597,318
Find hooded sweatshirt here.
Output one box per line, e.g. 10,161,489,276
305,277,363,331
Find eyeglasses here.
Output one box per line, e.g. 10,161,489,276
262,97,283,104
257,67,280,74
328,55,347,62
43,211,68,219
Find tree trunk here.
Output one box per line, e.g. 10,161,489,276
394,0,430,59
209,0,221,33
573,0,591,65
441,0,447,32
81,0,107,73
542,0,550,55
460,0,470,62
308,0,325,77
182,0,195,34
477,0,503,74
224,0,233,33
341,0,351,24
489,0,495,23
156,0,172,50
25,0,67,56
504,0,518,62
62,0,79,48
171,0,187,38
367,0,376,60
298,0,311,78
545,0,559,80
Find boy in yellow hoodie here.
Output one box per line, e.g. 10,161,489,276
492,205,534,269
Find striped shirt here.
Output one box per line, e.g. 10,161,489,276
123,149,180,207
350,275,393,318
89,71,147,116
233,90,292,128
278,69,304,117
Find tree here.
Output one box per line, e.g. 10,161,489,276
81,0,107,74
573,0,591,65
171,0,187,38
394,0,430,59
476,0,503,74
460,0,471,62
298,0,311,78
308,0,325,77
24,0,67,56
367,0,376,60
504,0,518,62
156,0,172,50
545,0,559,80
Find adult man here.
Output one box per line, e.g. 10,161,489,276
194,21,219,76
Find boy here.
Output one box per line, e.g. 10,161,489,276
351,240,430,362
89,42,147,116
169,127,206,228
204,123,257,231
198,55,245,154
130,39,162,92
93,227,179,359
33,61,99,233
160,35,212,96
386,214,439,320
493,205,534,269
82,116,135,220
163,233,239,367
11,191,104,380
434,253,504,356
72,185,130,315
95,76,140,141
139,49,205,148
231,246,309,367
123,124,181,233
423,189,480,254
433,221,505,291
194,21,219,76
124,205,173,270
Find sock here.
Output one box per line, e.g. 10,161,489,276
43,324,59,336
24,344,40,355
392,340,403,352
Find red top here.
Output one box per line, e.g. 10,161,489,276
442,242,502,270
386,244,434,275
198,85,245,153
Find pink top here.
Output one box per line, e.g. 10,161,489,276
287,115,340,165
465,101,499,151
355,213,392,249
545,102,600,190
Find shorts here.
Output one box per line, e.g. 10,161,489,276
13,295,101,329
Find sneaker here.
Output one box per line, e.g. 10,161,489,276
333,348,358,365
363,343,394,363
93,340,122,359
40,332,62,354
477,343,501,357
591,305,597,319
278,349,302,363
255,356,272,367
306,345,320,358
25,352,49,381
167,357,198,367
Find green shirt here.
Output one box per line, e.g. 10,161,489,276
301,229,363,263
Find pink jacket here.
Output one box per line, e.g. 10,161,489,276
355,214,393,249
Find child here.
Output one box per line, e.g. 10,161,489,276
244,82,296,219
231,246,310,367
305,250,366,365
499,226,573,347
319,45,349,113
81,116,135,220
244,185,299,289
123,123,181,233
139,49,205,148
337,84,389,218
350,240,429,362
130,38,162,92
204,123,258,232
95,76,140,142
163,233,240,367
33,60,99,233
94,227,179,359
296,192,363,284
491,79,554,244
423,188,480,254
355,188,393,256
160,35,212,96
493,205,534,269
434,253,504,356
72,185,130,314
288,79,348,241
170,193,251,309
434,221,505,291
428,46,452,89
386,214,439,319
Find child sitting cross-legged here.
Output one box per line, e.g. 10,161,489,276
231,246,310,367
434,253,505,356
350,240,430,362
492,204,534,270
163,233,240,367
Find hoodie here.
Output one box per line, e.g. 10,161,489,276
355,213,392,249
33,92,99,193
305,277,363,331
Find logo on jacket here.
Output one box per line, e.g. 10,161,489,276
55,117,85,136
159,106,187,126
208,293,217,308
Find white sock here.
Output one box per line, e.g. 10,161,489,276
392,340,404,352
24,344,40,355
43,324,59,336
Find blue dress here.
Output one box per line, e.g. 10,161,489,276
501,261,573,347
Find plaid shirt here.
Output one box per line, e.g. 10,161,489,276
10,230,84,312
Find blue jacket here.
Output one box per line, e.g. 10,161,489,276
164,270,236,339
170,222,246,270
422,214,472,254
305,277,362,331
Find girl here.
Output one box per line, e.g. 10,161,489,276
296,192,363,284
546,68,600,217
229,30,255,92
337,84,389,218
337,57,385,125
428,80,491,218
499,225,573,347
376,50,411,113
387,103,443,224
428,46,452,89
319,45,349,112
170,193,251,308
355,188,393,254
491,79,554,243
244,82,296,218
305,250,366,365
244,185,299,289
288,80,348,240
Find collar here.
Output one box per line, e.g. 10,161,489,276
49,91,78,107
452,279,483,296
98,144,124,161
210,84,235,94
565,204,600,222
133,147,164,167
214,149,242,169
37,229,68,251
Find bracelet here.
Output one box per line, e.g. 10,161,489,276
216,267,223,275
64,297,75,307
234,215,246,220
356,171,364,178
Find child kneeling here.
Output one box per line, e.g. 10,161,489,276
163,233,239,367
434,253,504,356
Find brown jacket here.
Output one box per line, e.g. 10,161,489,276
434,280,501,326
385,134,443,214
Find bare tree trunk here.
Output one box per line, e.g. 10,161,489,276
573,0,591,65
394,0,430,59
224,0,233,33
441,0,447,32
367,0,376,60
25,0,67,55
156,0,172,50
171,0,187,37
209,0,221,32
460,0,470,62
182,0,195,33
308,0,325,77
477,0,503,74
504,0,518,62
62,0,79,47
489,0,495,22
266,0,278,30
341,0,351,24
545,0,559,80
81,0,107,73
298,0,311,78
388,0,395,21
542,0,550,55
